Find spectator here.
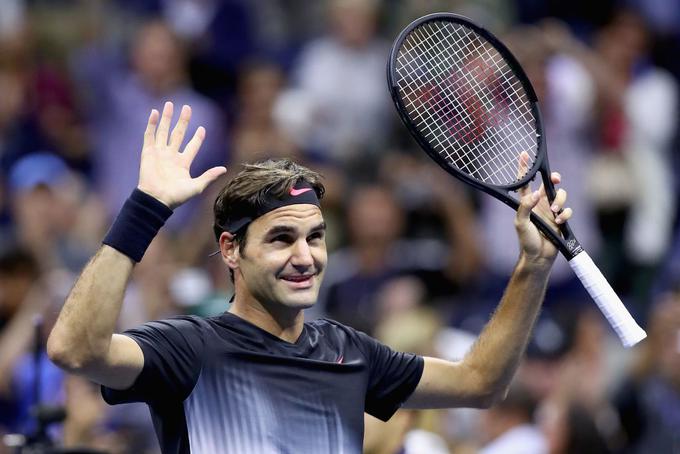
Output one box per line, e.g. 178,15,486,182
230,61,299,165
5,152,92,271
542,10,677,312
614,293,680,453
538,399,612,454
73,18,226,230
0,247,64,436
278,0,392,162
319,166,480,333
364,305,451,454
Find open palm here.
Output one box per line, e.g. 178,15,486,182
137,102,226,209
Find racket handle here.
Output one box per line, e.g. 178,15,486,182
568,251,647,347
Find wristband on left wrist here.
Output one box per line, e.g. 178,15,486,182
102,189,173,262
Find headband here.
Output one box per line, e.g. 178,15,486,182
220,180,320,235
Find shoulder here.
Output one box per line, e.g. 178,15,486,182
299,38,338,59
124,315,211,345
306,317,354,338
131,314,209,332
307,318,376,355
633,67,677,95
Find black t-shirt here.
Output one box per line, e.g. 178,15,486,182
101,312,424,454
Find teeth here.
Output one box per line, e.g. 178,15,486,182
284,276,311,282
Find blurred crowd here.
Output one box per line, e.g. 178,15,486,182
1,0,679,453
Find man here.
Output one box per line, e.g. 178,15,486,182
47,102,572,453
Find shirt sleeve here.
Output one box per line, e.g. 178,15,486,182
351,328,424,421
101,316,206,405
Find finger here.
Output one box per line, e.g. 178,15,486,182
155,101,174,147
182,126,205,164
551,188,567,213
555,207,572,224
143,109,159,150
515,189,540,230
195,166,227,192
550,171,561,185
169,105,191,151
517,151,531,196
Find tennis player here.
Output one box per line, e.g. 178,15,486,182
47,102,571,453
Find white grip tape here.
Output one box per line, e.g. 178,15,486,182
569,251,646,347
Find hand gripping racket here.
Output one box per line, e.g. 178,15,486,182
387,13,646,347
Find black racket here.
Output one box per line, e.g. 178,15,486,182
387,13,646,347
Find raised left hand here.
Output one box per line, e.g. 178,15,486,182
137,101,227,209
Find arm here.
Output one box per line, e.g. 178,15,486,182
405,167,572,409
47,102,226,389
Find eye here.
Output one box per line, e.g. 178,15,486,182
271,234,294,244
307,231,325,242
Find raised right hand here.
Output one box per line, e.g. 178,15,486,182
137,101,227,209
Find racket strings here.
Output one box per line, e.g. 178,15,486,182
431,28,533,181
395,20,538,186
398,23,535,183
402,24,535,183
424,24,536,180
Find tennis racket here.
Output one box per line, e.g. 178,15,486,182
387,13,646,347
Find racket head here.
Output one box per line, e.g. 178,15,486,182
387,13,547,195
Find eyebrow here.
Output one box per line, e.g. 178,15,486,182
265,222,326,237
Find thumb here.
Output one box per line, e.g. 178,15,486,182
195,166,227,192
515,190,540,230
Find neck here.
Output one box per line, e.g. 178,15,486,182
229,296,305,344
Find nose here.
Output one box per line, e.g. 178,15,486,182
290,238,314,270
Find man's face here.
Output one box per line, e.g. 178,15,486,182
234,204,327,310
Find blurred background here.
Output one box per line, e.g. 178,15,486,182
0,0,679,453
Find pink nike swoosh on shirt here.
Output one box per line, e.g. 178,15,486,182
289,187,313,196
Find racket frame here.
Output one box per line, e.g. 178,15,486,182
387,12,582,259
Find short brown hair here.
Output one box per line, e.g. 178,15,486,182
213,159,325,244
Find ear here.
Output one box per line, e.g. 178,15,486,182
219,231,239,271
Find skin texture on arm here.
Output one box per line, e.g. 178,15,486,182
47,246,142,389
47,102,226,389
406,159,572,409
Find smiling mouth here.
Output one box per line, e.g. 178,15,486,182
280,274,317,290
281,275,314,283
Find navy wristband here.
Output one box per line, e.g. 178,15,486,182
103,189,173,262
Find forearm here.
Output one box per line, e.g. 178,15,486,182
47,246,133,369
463,255,552,397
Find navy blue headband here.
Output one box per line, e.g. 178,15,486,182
221,181,320,234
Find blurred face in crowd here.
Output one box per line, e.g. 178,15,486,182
596,11,648,72
347,185,404,247
11,185,61,244
131,21,185,92
0,69,25,132
0,254,38,320
233,204,327,310
238,64,285,123
652,297,680,388
329,0,379,48
504,28,548,102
